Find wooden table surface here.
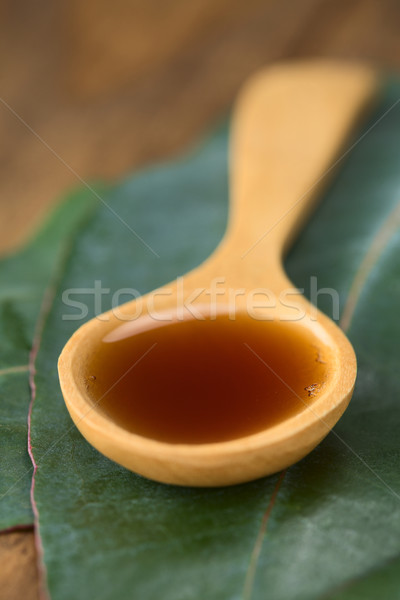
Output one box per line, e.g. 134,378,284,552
1,0,400,597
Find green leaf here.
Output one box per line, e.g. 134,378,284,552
0,189,97,529
28,81,400,600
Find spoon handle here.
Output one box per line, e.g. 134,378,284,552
224,61,378,266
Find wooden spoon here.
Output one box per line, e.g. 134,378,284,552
58,61,378,487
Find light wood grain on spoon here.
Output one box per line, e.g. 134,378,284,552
58,60,378,486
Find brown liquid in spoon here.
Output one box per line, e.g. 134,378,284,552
85,316,329,444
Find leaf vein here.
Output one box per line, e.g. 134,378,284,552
0,365,29,377
242,470,286,600
340,198,400,331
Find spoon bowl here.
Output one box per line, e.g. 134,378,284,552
59,60,378,486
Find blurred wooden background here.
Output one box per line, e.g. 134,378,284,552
1,0,400,597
